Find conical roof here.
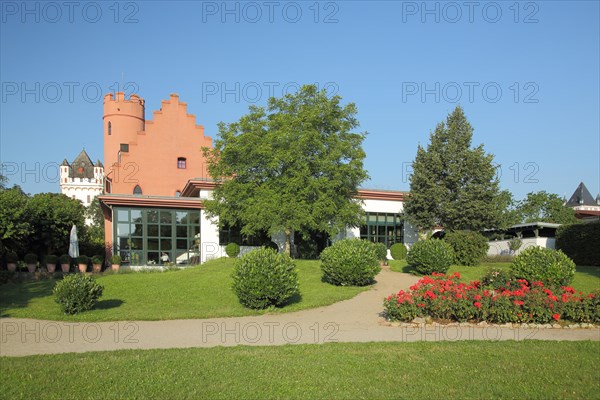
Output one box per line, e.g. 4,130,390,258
70,149,94,179
566,182,596,207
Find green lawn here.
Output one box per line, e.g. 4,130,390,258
1,341,598,399
0,259,366,321
389,260,600,294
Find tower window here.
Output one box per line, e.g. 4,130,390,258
177,157,187,169
175,191,181,197
120,144,129,152
108,121,112,135
133,185,143,195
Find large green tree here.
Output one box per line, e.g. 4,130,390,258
517,191,578,224
203,85,369,255
85,196,105,245
25,193,86,256
405,106,504,232
0,186,32,254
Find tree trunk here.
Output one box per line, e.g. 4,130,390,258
283,228,291,256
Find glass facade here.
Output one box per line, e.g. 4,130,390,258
360,212,403,248
114,207,200,266
218,223,271,247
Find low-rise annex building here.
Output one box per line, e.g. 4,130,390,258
98,93,417,267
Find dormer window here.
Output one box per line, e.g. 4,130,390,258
177,157,186,169
133,185,142,195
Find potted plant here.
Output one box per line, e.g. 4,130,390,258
6,252,18,272
45,254,58,273
91,255,104,273
76,255,89,273
24,253,38,273
110,254,122,272
59,254,70,273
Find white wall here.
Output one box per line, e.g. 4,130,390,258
361,198,404,214
487,237,556,256
200,210,221,263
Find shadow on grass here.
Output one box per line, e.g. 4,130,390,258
0,279,55,317
576,265,600,279
279,292,303,307
94,299,124,310
402,264,420,276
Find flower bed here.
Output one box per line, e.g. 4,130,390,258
384,272,600,324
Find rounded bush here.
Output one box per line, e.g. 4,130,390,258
510,246,576,287
111,254,122,264
443,230,489,266
53,274,104,315
406,239,454,275
24,253,38,264
225,242,240,258
91,255,104,264
373,242,387,262
232,247,299,309
6,252,18,263
390,243,407,260
76,255,89,264
59,254,70,264
45,254,58,264
320,239,380,286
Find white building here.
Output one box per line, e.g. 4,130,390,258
60,149,104,208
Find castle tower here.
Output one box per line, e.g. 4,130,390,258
103,92,145,192
59,150,104,212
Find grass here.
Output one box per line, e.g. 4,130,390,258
389,260,600,294
1,341,598,399
0,258,367,322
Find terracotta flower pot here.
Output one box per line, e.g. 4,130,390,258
61,263,70,273
27,263,36,273
7,263,17,272
92,263,102,273
111,264,120,272
78,263,88,273
46,263,56,273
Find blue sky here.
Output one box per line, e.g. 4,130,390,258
1,1,599,200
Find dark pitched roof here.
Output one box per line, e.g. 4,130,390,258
566,182,597,207
69,149,95,179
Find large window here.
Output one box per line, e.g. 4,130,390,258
360,212,403,248
114,207,200,266
219,223,271,246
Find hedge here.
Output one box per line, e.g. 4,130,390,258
556,222,600,266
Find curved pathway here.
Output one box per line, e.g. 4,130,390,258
1,269,598,356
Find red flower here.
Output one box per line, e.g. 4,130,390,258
473,294,482,301
474,301,482,308
417,303,425,308
513,300,524,306
452,272,461,279
552,313,560,321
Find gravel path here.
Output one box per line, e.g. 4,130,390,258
1,268,598,357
